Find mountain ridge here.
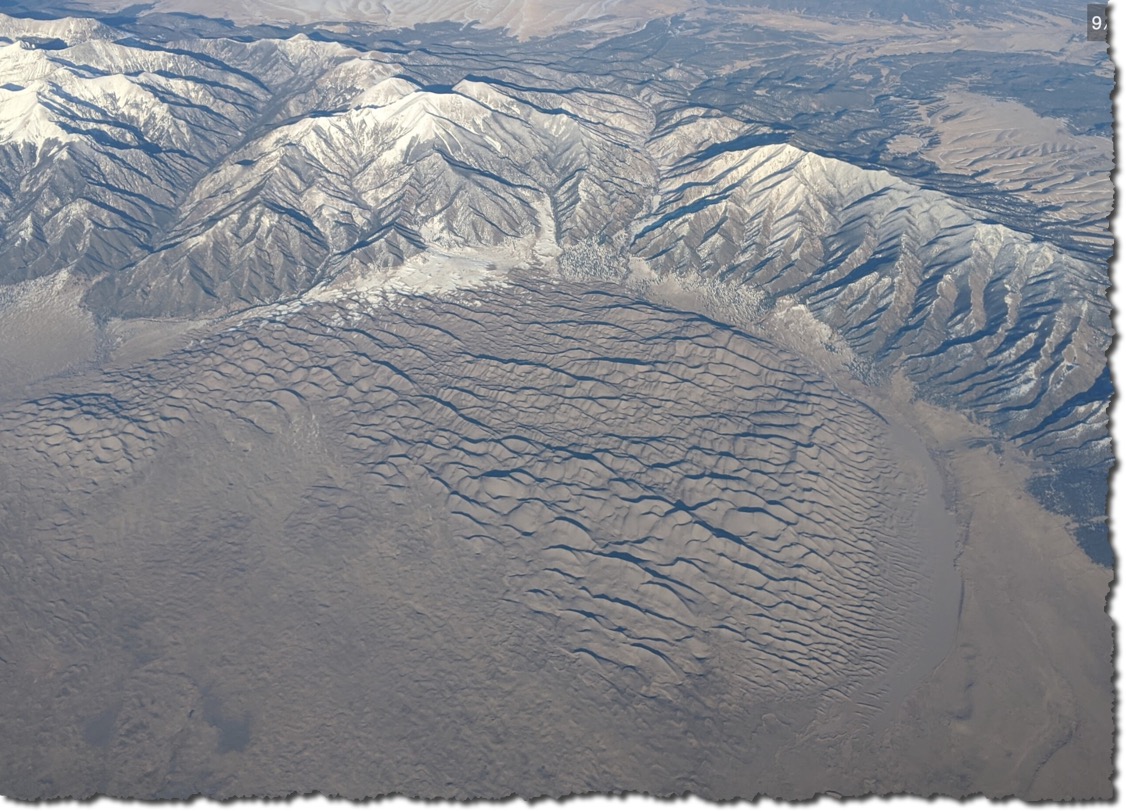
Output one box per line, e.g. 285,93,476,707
0,6,1112,564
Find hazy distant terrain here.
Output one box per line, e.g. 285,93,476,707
0,0,1113,800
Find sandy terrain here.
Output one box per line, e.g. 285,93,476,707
873,378,1112,798
0,1,1110,800
0,263,1109,798
0,271,104,402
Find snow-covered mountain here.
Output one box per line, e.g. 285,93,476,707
0,7,1110,555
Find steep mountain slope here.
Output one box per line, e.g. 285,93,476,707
635,137,1109,466
88,73,654,315
1,7,1107,553
0,16,276,282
